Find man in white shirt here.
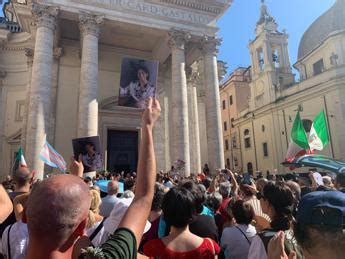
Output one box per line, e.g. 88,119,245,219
99,181,120,217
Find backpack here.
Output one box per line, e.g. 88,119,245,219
258,230,304,259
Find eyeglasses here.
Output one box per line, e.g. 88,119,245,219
256,192,265,200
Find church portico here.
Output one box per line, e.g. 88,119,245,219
0,0,232,179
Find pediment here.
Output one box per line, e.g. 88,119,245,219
7,129,22,144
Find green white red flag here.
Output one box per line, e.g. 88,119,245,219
308,111,329,151
285,112,310,162
16,147,27,168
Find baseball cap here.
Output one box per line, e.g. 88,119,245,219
296,191,345,227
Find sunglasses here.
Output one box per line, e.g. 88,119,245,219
256,192,265,200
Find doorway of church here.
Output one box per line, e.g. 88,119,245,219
107,130,139,174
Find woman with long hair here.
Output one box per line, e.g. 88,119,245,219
248,182,302,259
85,189,106,247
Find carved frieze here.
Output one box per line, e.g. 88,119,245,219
71,0,215,25
159,0,223,15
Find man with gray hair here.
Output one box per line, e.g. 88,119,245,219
25,174,91,259
216,170,239,234
219,181,231,200
100,180,120,217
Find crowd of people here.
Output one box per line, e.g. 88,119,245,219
0,98,344,259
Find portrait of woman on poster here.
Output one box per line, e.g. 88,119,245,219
81,142,103,172
119,66,156,109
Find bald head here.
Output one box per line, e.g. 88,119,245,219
26,175,91,248
13,167,32,187
107,180,119,195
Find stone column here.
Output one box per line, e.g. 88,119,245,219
200,36,225,171
77,14,103,137
186,65,202,175
26,5,59,179
0,70,7,178
168,30,191,176
48,48,63,146
22,48,34,152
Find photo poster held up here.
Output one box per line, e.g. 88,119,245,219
72,136,103,173
118,57,159,109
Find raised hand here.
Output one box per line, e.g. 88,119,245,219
69,154,84,178
268,231,297,259
142,97,161,128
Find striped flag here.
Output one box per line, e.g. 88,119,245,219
39,141,67,173
309,111,330,151
16,147,27,168
285,112,310,162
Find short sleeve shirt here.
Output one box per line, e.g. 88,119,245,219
99,228,137,259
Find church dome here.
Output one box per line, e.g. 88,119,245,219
297,0,345,60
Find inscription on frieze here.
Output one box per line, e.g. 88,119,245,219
71,0,214,25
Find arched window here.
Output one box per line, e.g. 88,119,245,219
226,158,230,169
244,129,251,148
302,119,313,133
225,139,229,151
234,157,238,167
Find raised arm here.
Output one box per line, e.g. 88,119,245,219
117,98,161,245
0,184,13,223
226,169,239,196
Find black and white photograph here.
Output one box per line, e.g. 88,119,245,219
118,58,159,109
72,136,103,173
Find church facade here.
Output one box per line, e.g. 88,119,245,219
0,0,232,179
224,0,345,175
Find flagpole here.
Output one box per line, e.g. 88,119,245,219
323,96,334,158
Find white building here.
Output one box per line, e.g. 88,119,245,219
0,0,233,179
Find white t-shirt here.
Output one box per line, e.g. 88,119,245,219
1,221,29,259
221,224,257,259
86,221,108,247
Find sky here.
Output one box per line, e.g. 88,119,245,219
217,0,336,75
0,0,337,75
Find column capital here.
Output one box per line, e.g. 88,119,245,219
79,13,104,38
200,36,222,56
25,48,34,66
168,29,191,50
32,4,59,30
53,47,64,59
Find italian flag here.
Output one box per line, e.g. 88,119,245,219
285,112,310,162
308,111,329,151
16,147,27,168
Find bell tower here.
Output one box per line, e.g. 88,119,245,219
249,0,294,108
